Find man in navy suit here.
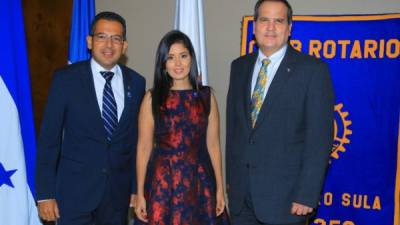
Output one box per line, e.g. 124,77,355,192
226,0,335,224
36,11,145,225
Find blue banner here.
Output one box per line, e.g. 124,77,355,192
0,1,41,224
241,14,400,225
68,0,95,63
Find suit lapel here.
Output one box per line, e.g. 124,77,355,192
80,61,107,140
113,65,134,137
243,52,258,130
252,47,296,130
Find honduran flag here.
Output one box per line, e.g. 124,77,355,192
0,1,41,224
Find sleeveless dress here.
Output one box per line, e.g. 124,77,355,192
135,87,230,225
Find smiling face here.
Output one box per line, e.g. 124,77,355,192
165,42,192,85
254,1,292,56
86,19,128,70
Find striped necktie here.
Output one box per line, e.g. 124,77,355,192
100,71,118,141
250,58,271,127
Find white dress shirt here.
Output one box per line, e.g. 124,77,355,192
250,45,288,99
91,58,125,121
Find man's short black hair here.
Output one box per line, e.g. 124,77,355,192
254,0,293,24
90,11,127,40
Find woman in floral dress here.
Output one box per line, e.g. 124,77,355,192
134,30,230,225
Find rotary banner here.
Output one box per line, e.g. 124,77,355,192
241,14,400,225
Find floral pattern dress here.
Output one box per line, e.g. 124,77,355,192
135,87,230,225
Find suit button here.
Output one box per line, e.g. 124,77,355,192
249,139,255,144
246,163,250,168
102,168,108,174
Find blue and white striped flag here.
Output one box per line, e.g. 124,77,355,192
174,0,208,85
68,0,95,64
0,1,41,224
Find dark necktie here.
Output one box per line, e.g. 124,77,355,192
100,71,118,141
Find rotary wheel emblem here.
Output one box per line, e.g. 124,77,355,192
331,103,352,160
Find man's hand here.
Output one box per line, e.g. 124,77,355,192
38,199,60,221
129,194,137,208
291,202,313,216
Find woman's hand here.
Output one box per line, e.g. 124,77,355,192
135,195,148,222
216,189,226,216
129,194,137,208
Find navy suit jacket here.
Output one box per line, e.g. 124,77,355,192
226,46,334,224
36,60,145,211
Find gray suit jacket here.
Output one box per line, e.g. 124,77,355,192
226,46,334,224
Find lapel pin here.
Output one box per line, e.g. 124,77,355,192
287,68,291,73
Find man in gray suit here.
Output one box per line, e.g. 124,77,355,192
226,0,334,224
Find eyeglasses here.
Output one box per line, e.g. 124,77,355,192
92,33,124,44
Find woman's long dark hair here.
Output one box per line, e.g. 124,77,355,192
152,30,200,120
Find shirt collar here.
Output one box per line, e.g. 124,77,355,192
257,44,288,65
90,58,120,77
